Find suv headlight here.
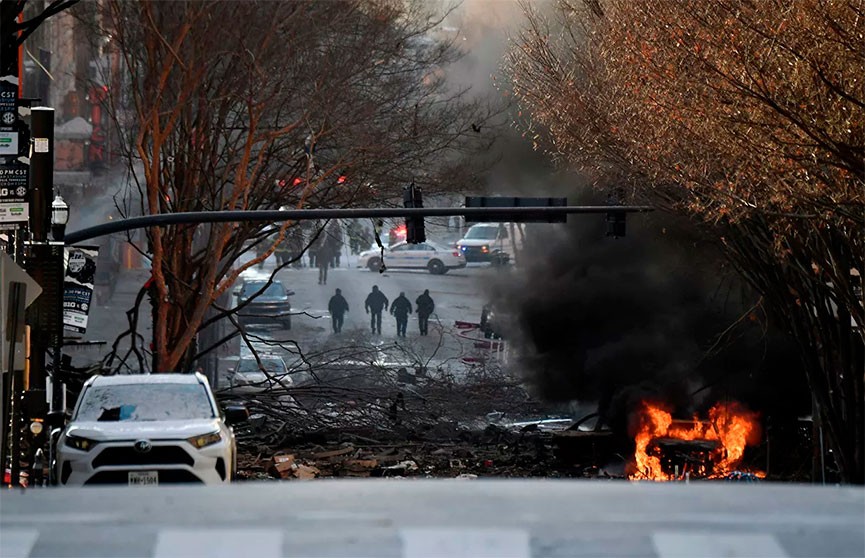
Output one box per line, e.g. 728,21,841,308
187,431,222,449
64,433,99,451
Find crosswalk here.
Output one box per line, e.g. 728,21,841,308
153,529,284,558
1,528,38,558
1,527,795,558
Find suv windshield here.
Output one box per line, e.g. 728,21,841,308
75,383,215,421
464,226,500,240
241,281,286,299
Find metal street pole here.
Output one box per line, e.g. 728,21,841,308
3,282,26,487
64,206,655,245
48,243,64,415
26,107,55,392
49,196,68,416
29,107,53,243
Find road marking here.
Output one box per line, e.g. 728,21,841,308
1,513,118,524
0,528,39,558
153,528,283,558
400,528,530,558
652,532,789,558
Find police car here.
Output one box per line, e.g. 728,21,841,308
357,241,466,275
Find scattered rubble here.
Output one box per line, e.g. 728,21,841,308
226,352,626,481
238,423,628,481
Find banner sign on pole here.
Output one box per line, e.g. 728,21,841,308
62,246,99,333
0,159,30,228
0,77,18,132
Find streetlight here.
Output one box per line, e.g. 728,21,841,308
51,195,69,241
49,195,69,420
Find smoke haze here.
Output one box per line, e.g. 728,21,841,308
488,193,808,428
437,2,810,428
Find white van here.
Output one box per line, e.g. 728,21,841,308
456,223,523,263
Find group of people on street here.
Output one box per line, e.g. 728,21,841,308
327,286,435,336
269,221,348,276
262,221,376,284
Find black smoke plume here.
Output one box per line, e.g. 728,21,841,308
489,195,808,431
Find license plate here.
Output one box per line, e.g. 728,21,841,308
128,471,158,486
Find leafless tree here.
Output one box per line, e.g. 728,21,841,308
507,0,863,482
93,0,497,372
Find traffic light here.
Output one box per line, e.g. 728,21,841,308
403,184,425,243
606,211,626,238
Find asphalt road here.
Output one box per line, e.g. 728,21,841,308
277,257,493,334
1,481,862,557
79,252,504,378
235,257,502,368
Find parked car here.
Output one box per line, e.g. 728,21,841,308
357,241,466,274
456,223,523,263
234,279,294,329
53,373,247,486
227,354,293,393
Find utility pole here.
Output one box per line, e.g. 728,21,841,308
1,0,84,488
1,0,26,486
26,107,58,392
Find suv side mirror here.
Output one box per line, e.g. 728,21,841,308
232,288,241,297
224,405,249,425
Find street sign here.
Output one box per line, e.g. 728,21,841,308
0,158,30,227
464,197,569,223
0,252,43,371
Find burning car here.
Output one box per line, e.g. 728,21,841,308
630,401,762,481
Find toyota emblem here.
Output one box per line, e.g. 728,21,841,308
133,439,152,454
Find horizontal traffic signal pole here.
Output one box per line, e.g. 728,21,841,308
64,206,654,245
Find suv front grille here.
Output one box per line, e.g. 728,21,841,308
92,445,194,468
461,247,490,260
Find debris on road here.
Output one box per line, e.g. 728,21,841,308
225,346,626,481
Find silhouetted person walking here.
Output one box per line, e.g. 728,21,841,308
328,288,349,333
390,292,412,337
416,289,434,335
327,222,343,267
317,237,335,285
365,285,389,334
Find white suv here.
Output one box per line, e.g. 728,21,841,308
456,223,523,263
54,373,246,486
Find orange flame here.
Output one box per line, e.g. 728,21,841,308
629,400,761,481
